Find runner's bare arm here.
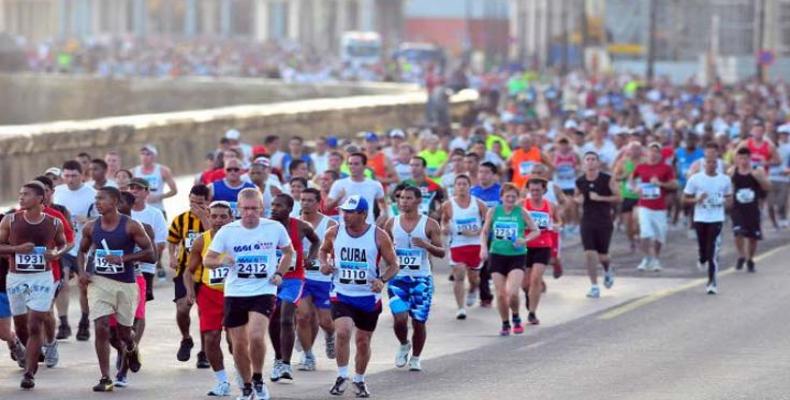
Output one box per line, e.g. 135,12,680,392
319,226,338,275
423,218,446,258
375,227,399,282
479,208,494,258
301,220,320,264
76,221,95,277
159,165,178,200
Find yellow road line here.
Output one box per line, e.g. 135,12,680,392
598,244,790,321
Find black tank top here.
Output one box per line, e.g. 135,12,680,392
576,172,614,225
91,215,137,284
731,170,763,219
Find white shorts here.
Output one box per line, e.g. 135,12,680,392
639,208,668,243
6,271,56,315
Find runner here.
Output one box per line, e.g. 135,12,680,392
296,188,338,372
127,178,168,303
440,174,487,319
683,143,733,294
613,142,642,252
0,210,27,370
479,183,539,336
76,186,153,392
184,200,234,396
326,153,387,226
104,151,122,179
631,142,678,271
53,160,96,341
439,149,467,197
729,147,771,272
508,133,553,190
363,132,397,188
319,195,399,398
268,193,320,383
203,188,295,400
87,159,117,190
133,144,178,212
393,144,415,183
471,161,502,308
417,135,448,179
673,134,704,234
404,156,446,221
247,157,283,218
385,186,444,371
287,177,307,218
575,152,621,298
167,184,211,367
0,182,67,389
210,159,257,218
523,178,562,325
553,137,580,231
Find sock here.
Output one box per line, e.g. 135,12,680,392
252,372,262,382
80,313,89,324
502,320,510,327
601,261,610,273
243,382,252,390
215,369,228,384
282,361,290,365
410,356,420,362
338,365,349,378
59,316,68,326
353,373,365,383
511,313,520,323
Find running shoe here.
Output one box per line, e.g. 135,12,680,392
747,259,756,273
706,283,718,295
480,299,493,308
92,377,114,392
586,286,600,299
197,350,210,369
114,374,128,388
207,381,231,396
603,270,615,289
43,341,59,368
298,353,316,371
12,339,26,369
236,386,255,400
76,322,90,341
126,344,142,373
395,342,411,368
696,260,706,272
269,359,284,382
56,323,72,340
330,376,349,396
279,363,294,380
636,258,649,271
512,321,525,334
456,309,467,320
353,381,371,398
408,357,422,371
527,312,540,325
20,372,35,389
648,258,662,272
552,260,563,279
465,290,477,307
736,257,745,270
177,337,194,362
499,323,511,336
325,334,336,359
254,379,270,400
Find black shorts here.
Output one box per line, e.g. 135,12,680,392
489,254,527,276
331,301,381,332
142,272,155,302
60,254,77,279
732,213,762,240
581,222,613,254
620,198,639,213
562,189,575,196
526,247,551,268
173,276,200,302
224,295,276,328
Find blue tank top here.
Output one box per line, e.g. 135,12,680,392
91,215,137,283
212,180,256,218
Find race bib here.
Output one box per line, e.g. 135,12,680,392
455,217,480,234
702,192,725,209
95,249,124,275
556,165,576,181
396,248,423,270
235,255,269,279
145,176,161,193
338,261,368,285
529,211,551,229
493,221,518,242
276,249,297,271
184,231,199,250
735,188,756,204
15,246,47,272
640,183,661,200
208,266,230,285
519,161,535,176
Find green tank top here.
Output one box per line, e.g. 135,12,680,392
620,159,639,200
490,205,527,256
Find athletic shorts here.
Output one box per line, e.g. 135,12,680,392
197,286,225,332
6,271,56,315
302,279,331,309
580,222,613,254
173,276,200,302
450,245,482,269
109,275,147,326
621,198,639,213
732,213,763,240
88,276,138,327
0,292,11,318
331,301,381,332
526,247,551,268
387,276,434,323
489,254,527,276
562,189,575,196
277,278,305,304
60,253,78,274
638,208,668,243
224,294,275,329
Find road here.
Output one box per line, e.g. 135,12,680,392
2,174,789,399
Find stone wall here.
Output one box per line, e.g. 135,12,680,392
0,73,418,125
0,90,477,202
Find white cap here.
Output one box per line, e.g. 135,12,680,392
778,123,790,134
389,129,406,139
564,120,578,129
140,144,158,156
44,167,62,177
224,129,241,140
583,109,597,119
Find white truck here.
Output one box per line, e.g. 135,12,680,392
340,31,382,79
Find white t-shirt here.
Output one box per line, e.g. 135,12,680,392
582,140,618,169
131,205,168,274
328,178,385,224
683,172,732,223
450,137,470,152
312,152,329,175
208,219,291,297
54,184,96,256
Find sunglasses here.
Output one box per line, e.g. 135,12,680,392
225,168,241,172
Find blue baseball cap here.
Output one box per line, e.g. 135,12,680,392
364,131,379,142
326,136,338,148
339,195,369,213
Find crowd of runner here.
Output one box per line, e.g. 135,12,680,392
1,73,789,399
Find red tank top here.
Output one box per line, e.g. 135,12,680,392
283,218,305,280
524,198,554,248
747,138,772,166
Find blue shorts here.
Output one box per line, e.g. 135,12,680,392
0,292,11,318
277,278,304,304
387,276,434,323
302,279,331,309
